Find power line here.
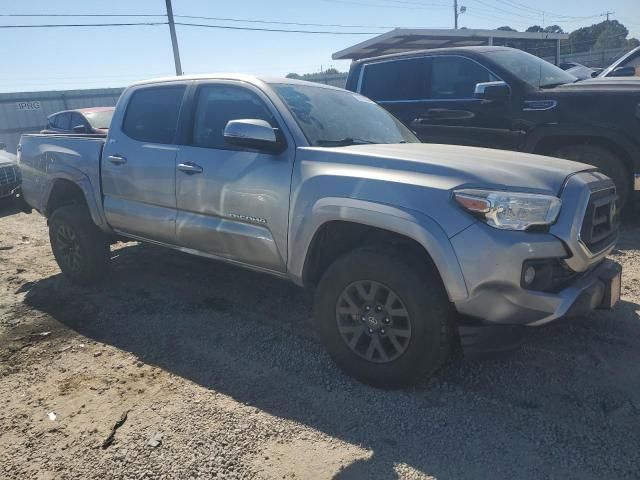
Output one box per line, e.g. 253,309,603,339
0,22,167,29
0,13,165,17
321,0,449,9
0,12,393,30
493,0,603,19
174,15,391,30
173,21,381,34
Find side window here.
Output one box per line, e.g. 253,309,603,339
123,86,185,144
192,84,276,150
430,56,497,99
71,113,87,129
54,113,71,130
360,57,429,101
46,115,57,129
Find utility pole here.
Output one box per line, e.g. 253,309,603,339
165,0,183,76
454,0,458,29
603,11,614,21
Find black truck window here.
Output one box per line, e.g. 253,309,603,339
360,57,429,102
430,56,497,99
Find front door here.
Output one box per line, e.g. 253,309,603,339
174,82,293,272
101,84,186,243
360,55,517,150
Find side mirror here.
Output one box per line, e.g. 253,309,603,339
609,66,636,77
72,124,88,134
224,119,284,153
474,81,511,100
0,142,6,151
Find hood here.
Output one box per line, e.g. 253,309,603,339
549,77,640,93
0,150,17,167
303,143,592,195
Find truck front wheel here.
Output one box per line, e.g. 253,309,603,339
49,205,110,285
313,248,454,389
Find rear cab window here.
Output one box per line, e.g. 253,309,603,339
122,86,186,144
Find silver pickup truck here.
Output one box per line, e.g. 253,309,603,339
18,75,622,388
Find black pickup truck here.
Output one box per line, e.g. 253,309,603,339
345,46,640,209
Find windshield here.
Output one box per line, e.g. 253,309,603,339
272,83,419,146
83,109,114,129
487,49,577,89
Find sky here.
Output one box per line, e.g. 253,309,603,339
0,0,638,93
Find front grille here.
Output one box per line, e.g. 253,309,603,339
0,164,19,187
580,186,618,253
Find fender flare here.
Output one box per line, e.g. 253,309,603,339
522,124,640,172
288,197,469,302
42,167,111,232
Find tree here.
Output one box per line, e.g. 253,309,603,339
593,23,629,51
323,67,340,75
628,38,640,48
568,20,628,53
544,25,564,34
526,25,544,33
497,26,517,31
286,73,302,79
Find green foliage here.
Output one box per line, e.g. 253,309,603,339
497,26,517,31
526,25,544,33
567,20,629,53
544,25,564,34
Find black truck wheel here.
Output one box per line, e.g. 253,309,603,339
313,247,454,389
49,205,110,285
553,144,630,210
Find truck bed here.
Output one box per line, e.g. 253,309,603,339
18,134,105,216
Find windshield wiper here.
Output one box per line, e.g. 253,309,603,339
316,137,378,147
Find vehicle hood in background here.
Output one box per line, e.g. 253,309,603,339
550,77,640,93
0,150,17,167
302,143,592,195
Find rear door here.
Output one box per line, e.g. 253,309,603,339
359,55,517,149
173,81,294,272
101,84,187,244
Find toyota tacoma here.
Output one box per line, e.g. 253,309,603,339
18,75,622,388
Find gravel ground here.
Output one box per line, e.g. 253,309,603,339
1,202,639,480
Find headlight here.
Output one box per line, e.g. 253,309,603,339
453,188,561,231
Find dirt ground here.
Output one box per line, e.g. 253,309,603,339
1,202,639,480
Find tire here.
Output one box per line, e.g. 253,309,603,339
552,144,630,210
49,205,110,285
313,247,455,389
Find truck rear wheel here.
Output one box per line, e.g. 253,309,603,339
552,144,630,210
313,247,454,389
49,205,110,285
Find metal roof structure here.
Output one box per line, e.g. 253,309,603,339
332,28,569,61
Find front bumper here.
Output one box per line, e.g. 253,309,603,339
450,171,619,327
451,222,620,326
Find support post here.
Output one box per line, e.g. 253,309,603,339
165,0,183,76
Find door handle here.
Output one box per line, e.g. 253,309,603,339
177,162,204,175
107,154,127,165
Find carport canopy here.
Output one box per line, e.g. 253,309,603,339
332,28,569,63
